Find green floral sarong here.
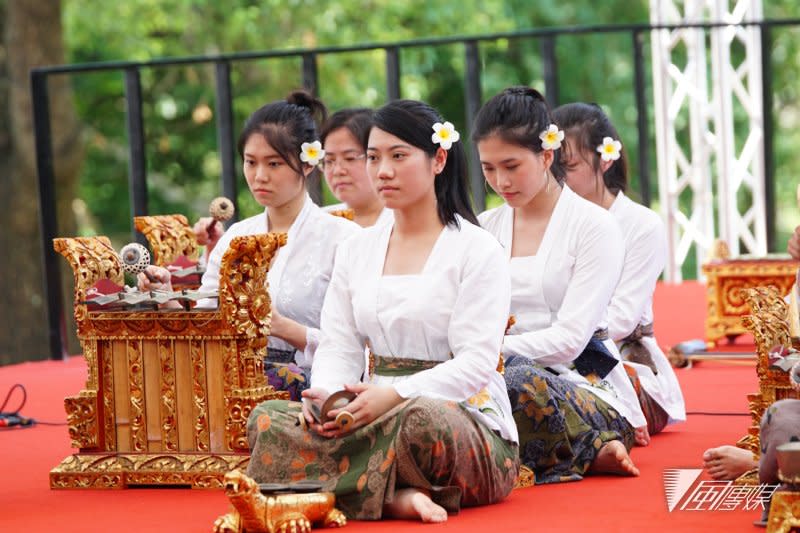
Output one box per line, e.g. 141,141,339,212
246,397,519,520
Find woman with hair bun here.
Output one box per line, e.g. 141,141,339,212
552,102,685,436
474,86,648,485
139,90,359,400
245,99,519,522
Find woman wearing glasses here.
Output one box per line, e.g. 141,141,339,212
321,108,393,227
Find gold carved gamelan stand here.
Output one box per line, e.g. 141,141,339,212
134,214,203,289
735,286,800,485
50,232,288,489
703,249,798,345
134,214,199,267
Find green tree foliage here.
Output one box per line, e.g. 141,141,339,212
61,0,648,243
61,0,800,272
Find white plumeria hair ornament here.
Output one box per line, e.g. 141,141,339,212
597,136,622,161
300,141,325,166
431,121,460,150
539,124,564,150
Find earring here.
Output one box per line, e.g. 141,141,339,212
544,171,551,194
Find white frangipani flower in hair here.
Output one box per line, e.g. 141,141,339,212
431,121,460,150
300,141,325,166
539,124,564,150
596,136,622,161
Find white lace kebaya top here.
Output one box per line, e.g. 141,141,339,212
197,193,359,368
310,216,518,443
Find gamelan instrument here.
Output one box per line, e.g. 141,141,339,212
50,230,287,489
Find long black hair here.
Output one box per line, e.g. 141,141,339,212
371,99,477,227
237,89,328,178
471,85,565,181
320,107,373,150
552,102,628,194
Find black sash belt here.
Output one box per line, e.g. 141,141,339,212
572,328,619,379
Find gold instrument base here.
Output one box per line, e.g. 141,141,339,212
50,452,250,489
767,489,800,533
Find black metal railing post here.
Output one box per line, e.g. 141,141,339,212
385,47,401,101
124,67,148,244
214,60,238,224
541,36,559,108
301,53,323,205
31,70,67,361
302,53,319,95
464,40,484,212
632,29,652,207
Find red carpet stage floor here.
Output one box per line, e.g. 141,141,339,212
0,282,769,532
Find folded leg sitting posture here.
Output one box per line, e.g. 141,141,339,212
246,99,519,522
475,86,645,484
552,102,686,439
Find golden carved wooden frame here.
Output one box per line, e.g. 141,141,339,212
134,214,199,266
51,232,288,489
736,285,800,486
703,259,798,346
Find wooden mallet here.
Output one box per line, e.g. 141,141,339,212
206,196,235,239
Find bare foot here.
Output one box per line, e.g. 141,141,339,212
589,440,640,476
384,488,448,523
702,445,757,480
635,426,650,447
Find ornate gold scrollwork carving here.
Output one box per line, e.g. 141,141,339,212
766,490,800,533
50,453,252,489
127,339,147,453
191,340,211,452
703,259,797,345
737,286,800,485
219,233,287,340
64,391,99,449
134,214,199,265
225,387,289,453
53,237,124,335
158,339,179,452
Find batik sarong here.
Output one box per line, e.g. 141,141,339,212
246,397,519,520
504,353,634,485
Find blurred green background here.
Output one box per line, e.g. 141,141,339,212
60,0,800,281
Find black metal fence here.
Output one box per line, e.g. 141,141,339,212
31,19,800,360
